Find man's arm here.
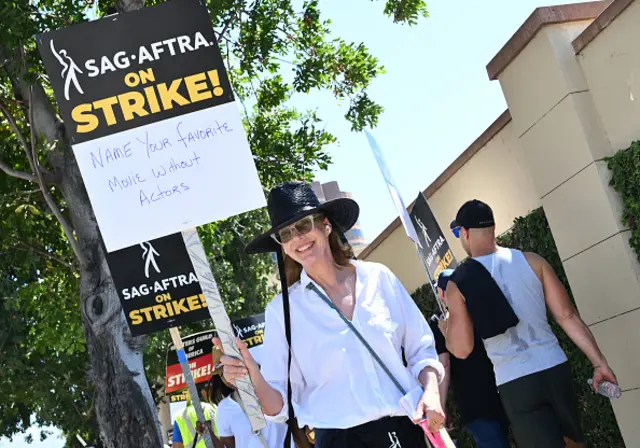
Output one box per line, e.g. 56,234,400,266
444,281,474,359
437,352,451,410
203,421,224,448
525,252,617,388
220,436,235,448
172,420,183,448
212,436,224,448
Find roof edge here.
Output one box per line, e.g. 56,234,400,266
486,1,611,81
572,0,635,53
359,109,512,260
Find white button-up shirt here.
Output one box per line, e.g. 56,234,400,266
261,260,444,429
216,396,293,448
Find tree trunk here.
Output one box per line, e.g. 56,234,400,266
2,1,165,444
50,127,164,447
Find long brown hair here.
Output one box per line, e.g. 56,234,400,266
283,216,355,285
207,373,234,406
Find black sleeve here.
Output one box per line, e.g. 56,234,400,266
429,321,448,355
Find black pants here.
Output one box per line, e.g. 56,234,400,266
314,416,428,448
499,362,584,448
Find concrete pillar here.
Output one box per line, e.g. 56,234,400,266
487,2,640,445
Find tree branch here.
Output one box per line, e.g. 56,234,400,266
0,157,39,182
116,0,144,13
0,98,59,184
7,241,76,271
28,87,88,268
216,12,238,43
225,39,250,124
0,100,35,170
2,188,41,198
1,47,60,143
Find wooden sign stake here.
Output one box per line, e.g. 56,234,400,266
169,327,215,448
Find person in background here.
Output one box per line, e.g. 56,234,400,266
215,181,445,448
444,199,618,448
172,383,223,448
429,269,510,448
212,345,292,448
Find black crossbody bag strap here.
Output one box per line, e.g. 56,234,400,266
306,282,407,396
277,249,296,448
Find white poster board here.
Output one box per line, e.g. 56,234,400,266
364,129,422,247
73,103,265,251
37,0,267,252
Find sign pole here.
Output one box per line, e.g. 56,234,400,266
181,228,267,434
169,327,215,448
415,247,446,318
364,130,449,318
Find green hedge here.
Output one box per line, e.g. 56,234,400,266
411,207,624,447
607,140,640,259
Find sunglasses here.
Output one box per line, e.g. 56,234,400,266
452,226,462,239
271,215,322,244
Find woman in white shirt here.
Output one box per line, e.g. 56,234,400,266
217,182,445,448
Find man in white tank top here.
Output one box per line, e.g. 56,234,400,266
442,200,618,448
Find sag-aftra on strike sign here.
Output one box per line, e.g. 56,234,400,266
106,232,209,335
37,0,265,252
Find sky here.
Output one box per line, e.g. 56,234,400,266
1,0,586,446
301,0,584,243
0,427,64,448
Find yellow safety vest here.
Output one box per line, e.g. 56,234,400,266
175,403,218,448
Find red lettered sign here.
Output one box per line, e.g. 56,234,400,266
165,330,215,394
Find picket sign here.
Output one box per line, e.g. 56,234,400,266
169,327,215,448
410,192,460,318
181,228,267,434
363,131,451,315
364,132,458,446
425,427,456,448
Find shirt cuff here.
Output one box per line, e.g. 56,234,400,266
411,358,445,385
264,381,290,424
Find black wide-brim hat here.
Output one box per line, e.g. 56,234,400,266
245,181,360,254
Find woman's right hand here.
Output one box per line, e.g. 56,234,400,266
212,337,259,385
213,335,285,417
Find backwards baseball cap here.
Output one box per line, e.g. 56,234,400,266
436,269,455,291
450,199,495,230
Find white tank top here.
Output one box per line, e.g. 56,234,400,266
473,247,567,385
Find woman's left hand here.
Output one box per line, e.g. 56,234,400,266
414,389,446,433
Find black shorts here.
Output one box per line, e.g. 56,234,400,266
498,362,584,448
314,416,428,448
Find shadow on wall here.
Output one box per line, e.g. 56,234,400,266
412,208,625,448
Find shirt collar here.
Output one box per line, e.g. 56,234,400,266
300,268,313,291
299,259,360,292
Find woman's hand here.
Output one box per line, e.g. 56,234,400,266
212,337,259,385
415,367,446,433
414,389,446,433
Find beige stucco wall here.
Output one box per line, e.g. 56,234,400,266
578,0,640,152
363,120,541,293
492,3,640,445
576,3,640,445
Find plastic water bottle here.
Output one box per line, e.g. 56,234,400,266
587,379,622,399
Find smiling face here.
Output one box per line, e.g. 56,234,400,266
279,214,332,269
